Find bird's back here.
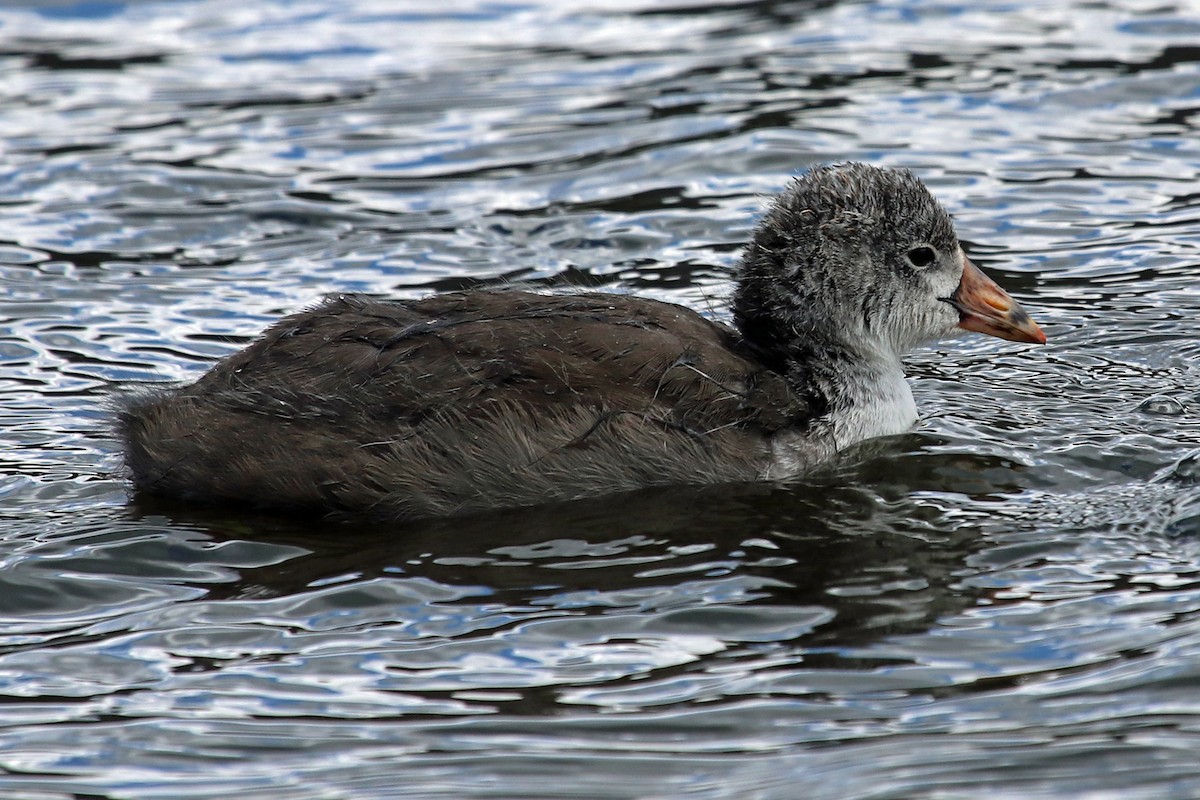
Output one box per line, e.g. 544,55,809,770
119,290,816,519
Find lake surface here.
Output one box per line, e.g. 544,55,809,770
3,0,1200,797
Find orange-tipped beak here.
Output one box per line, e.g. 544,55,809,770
947,253,1047,344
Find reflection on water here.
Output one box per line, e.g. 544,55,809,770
3,0,1200,797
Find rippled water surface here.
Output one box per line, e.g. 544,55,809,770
4,0,1200,797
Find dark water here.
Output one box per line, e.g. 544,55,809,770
3,0,1200,797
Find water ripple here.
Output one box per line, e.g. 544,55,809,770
4,0,1200,797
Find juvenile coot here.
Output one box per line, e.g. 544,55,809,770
118,163,1046,520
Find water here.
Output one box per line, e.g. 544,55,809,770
3,0,1200,797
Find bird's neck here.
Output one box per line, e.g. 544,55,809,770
822,352,917,448
731,278,918,446
774,334,919,449
757,335,918,480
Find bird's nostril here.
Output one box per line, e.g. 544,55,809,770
983,294,1010,312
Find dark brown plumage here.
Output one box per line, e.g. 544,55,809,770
120,291,814,519
118,163,1046,520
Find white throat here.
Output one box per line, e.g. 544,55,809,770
827,363,917,449
764,352,918,481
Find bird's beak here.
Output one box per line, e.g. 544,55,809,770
947,252,1047,344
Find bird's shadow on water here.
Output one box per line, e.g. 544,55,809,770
121,434,1039,650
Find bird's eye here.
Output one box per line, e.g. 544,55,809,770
906,246,937,268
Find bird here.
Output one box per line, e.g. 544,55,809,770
117,162,1046,521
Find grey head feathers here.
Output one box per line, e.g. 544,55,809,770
733,162,965,367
